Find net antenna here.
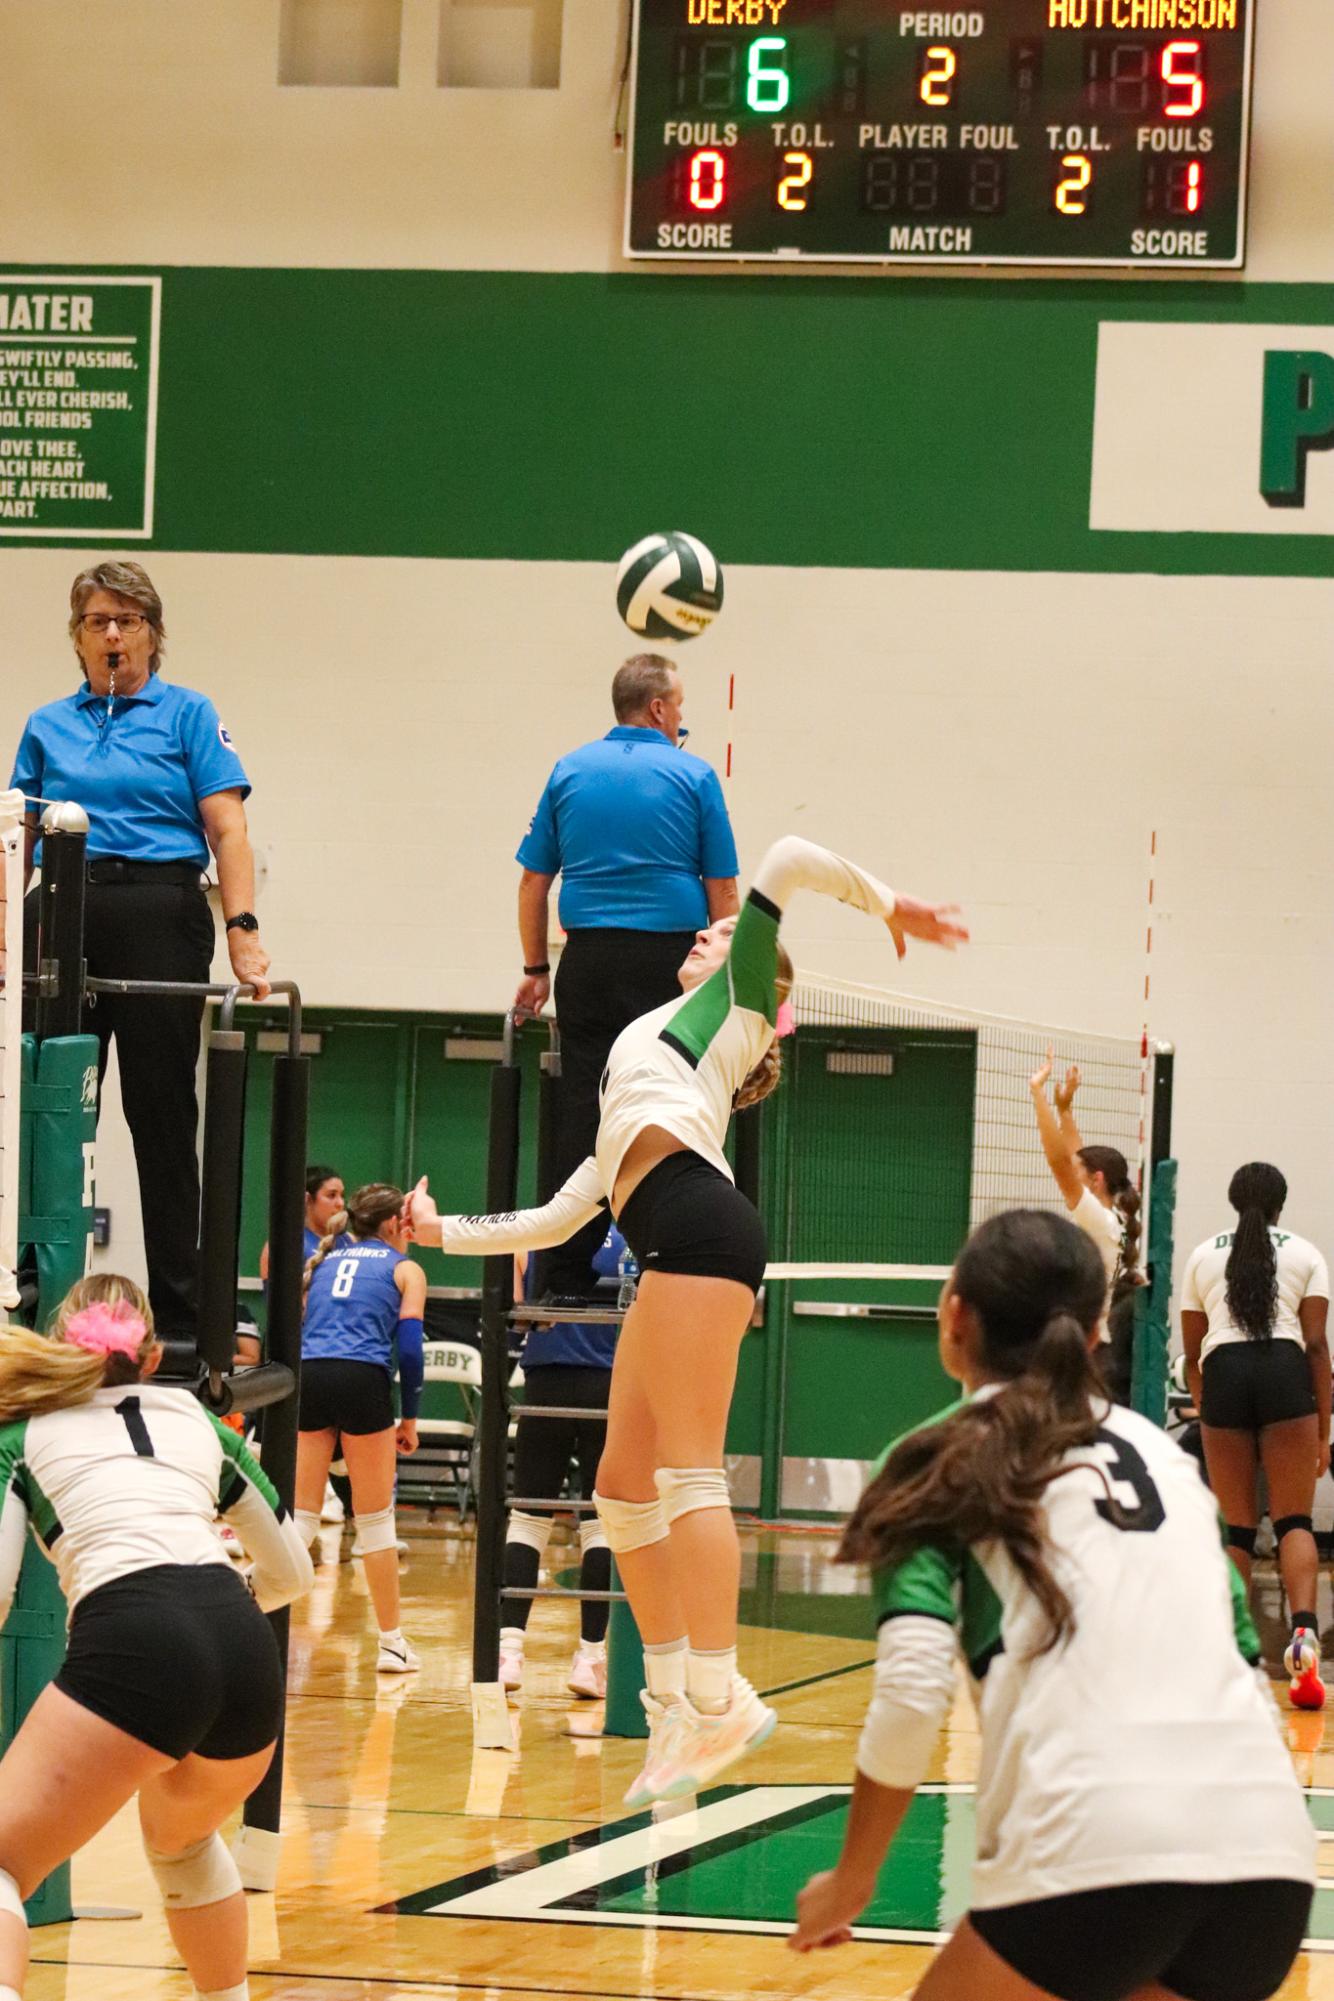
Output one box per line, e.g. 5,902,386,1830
0,790,25,1311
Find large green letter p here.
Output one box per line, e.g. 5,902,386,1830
1260,349,1334,509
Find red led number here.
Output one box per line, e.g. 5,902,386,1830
689,149,727,212
1161,40,1204,118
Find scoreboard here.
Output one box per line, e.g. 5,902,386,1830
624,1,1256,268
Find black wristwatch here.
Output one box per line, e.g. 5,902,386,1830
524,961,550,976
226,911,260,933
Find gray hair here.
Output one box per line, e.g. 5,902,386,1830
612,653,677,722
69,561,166,673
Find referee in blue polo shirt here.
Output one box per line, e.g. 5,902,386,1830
514,653,738,1299
10,560,271,1340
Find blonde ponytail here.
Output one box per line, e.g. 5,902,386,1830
303,1186,403,1297
0,1270,158,1422
734,1039,783,1111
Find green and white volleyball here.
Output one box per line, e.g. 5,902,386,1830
615,532,724,642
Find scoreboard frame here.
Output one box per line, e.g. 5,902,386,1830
622,1,1258,271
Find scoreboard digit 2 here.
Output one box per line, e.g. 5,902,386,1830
624,1,1256,268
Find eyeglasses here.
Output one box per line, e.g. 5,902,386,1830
80,612,149,635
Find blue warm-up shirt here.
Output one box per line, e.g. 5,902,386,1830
516,725,737,932
302,1241,423,1416
10,676,251,868
522,1228,633,1371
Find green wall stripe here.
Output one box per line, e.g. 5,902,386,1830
5,266,1332,575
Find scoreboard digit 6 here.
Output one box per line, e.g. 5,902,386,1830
624,1,1255,269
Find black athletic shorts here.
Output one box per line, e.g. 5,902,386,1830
299,1357,394,1435
971,1878,1311,2001
56,1563,282,1762
1200,1340,1316,1431
617,1150,767,1295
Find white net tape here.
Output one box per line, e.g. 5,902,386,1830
785,973,1156,1283
0,790,23,1310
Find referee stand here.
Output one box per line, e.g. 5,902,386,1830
11,803,310,1900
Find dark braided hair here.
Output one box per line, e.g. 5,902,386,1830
840,1210,1110,1655
1224,1162,1286,1342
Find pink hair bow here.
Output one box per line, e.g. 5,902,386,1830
65,1302,146,1359
775,1000,797,1040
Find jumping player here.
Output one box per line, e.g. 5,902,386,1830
298,1184,425,1675
0,1274,312,2001
790,1210,1315,2001
1181,1162,1331,1711
409,833,967,1800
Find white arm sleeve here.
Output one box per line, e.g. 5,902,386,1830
856,1615,959,1792
435,1156,606,1255
227,1486,316,1613
750,834,897,927
0,1482,29,1628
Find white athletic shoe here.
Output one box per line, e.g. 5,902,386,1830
376,1635,421,1674
320,1481,345,1525
651,1677,777,1800
623,1692,681,1808
1284,1628,1326,1710
568,1647,608,1701
499,1644,524,1694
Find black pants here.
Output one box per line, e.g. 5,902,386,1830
27,876,214,1337
543,926,694,1296
503,1364,610,1642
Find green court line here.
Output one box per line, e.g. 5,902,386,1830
761,1656,876,1700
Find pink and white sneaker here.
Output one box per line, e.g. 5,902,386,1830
623,1692,679,1808
499,1644,524,1694
652,1677,777,1800
568,1646,608,1700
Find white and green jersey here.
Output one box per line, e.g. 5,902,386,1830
431,835,898,1255
862,1396,1315,1908
1182,1226,1329,1361
0,1384,314,1624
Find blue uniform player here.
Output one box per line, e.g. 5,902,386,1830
501,1228,633,1700
295,1184,426,1677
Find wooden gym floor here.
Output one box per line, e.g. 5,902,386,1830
24,1519,1334,2001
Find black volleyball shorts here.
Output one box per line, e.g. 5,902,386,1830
617,1150,767,1295
56,1562,282,1761
1200,1340,1316,1431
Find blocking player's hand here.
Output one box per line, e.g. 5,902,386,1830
1054,1063,1081,1112
789,1869,866,1952
886,898,968,962
1030,1045,1055,1093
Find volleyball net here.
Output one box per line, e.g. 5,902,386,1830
0,791,25,1310
766,972,1162,1284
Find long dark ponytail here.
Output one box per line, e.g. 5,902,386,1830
1224,1162,1286,1342
1076,1144,1141,1286
840,1210,1110,1654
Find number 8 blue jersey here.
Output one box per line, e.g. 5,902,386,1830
303,1240,405,1372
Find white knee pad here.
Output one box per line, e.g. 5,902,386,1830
146,1831,241,1910
354,1504,398,1554
507,1510,555,1558
0,1865,25,1924
592,1489,668,1554
579,1515,608,1557
295,1509,321,1549
654,1466,730,1526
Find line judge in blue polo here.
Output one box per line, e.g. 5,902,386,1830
10,560,270,1341
515,652,739,1300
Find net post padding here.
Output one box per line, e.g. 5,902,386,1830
790,972,1153,1240
0,791,25,1310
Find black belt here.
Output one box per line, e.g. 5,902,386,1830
86,859,203,887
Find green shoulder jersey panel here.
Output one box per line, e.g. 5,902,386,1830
662,890,778,1065
866,1393,1003,1677
0,1419,27,1530
207,1411,283,1516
